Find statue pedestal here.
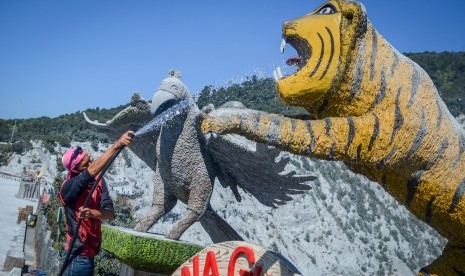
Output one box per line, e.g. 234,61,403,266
103,225,302,275
173,241,302,275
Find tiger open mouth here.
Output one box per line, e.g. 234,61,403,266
273,35,311,81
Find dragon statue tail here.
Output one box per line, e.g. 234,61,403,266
199,205,243,243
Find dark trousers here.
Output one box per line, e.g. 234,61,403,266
60,251,94,276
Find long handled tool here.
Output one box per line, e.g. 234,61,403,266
58,136,132,276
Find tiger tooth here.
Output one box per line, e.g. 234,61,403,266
277,67,283,79
280,38,286,54
273,70,279,82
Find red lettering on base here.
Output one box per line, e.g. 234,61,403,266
203,251,220,276
181,246,268,276
181,255,199,276
228,246,256,276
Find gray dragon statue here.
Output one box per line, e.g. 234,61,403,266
84,70,315,243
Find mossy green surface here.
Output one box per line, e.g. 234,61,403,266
101,225,204,274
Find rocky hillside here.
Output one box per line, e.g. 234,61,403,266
5,115,465,274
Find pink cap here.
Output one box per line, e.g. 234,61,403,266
62,147,87,172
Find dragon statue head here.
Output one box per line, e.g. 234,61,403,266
150,69,193,117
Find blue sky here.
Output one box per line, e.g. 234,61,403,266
1,0,464,119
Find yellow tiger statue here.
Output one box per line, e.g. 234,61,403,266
201,0,465,275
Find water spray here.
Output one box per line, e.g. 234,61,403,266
134,98,194,137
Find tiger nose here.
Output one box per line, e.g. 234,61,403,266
282,22,297,35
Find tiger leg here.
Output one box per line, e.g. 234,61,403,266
419,244,465,276
201,108,378,161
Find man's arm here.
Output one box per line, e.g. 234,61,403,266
60,131,133,205
87,130,134,177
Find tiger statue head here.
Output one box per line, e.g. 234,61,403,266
276,0,367,115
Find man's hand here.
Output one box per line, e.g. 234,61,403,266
79,207,93,219
78,207,114,221
114,131,134,149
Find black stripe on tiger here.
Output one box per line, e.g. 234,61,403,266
349,39,365,101
345,117,355,152
368,113,379,151
435,97,443,130
324,117,331,136
434,138,449,168
454,134,465,168
287,118,298,149
402,109,426,161
310,33,324,78
425,196,436,224
369,68,386,110
356,144,361,162
319,27,334,80
327,142,336,160
406,170,423,207
370,27,378,81
390,51,399,76
377,147,396,170
270,115,282,146
290,118,296,133
406,138,448,207
258,114,279,146
407,65,421,108
305,121,315,155
391,87,404,144
449,178,465,213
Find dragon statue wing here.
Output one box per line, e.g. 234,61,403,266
203,102,316,208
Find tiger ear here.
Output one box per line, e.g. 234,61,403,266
342,1,367,37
